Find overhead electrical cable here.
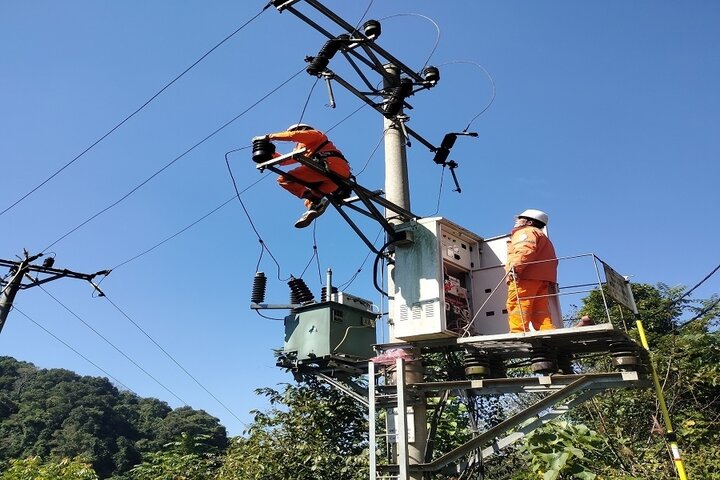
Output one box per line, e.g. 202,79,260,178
325,103,369,133
642,262,720,321
430,165,446,216
679,296,720,329
378,13,441,70
672,263,720,308
108,151,270,273
101,292,247,427
313,222,323,286
437,61,497,132
14,305,133,392
299,222,319,280
355,127,389,176
298,77,321,124
0,7,269,219
38,285,187,405
224,149,288,282
338,227,384,290
352,0,376,32
41,66,306,253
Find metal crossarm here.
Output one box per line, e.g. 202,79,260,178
256,150,419,253
274,0,424,84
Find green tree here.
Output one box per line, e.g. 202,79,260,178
0,456,99,480
129,433,221,480
218,375,368,480
519,421,604,480
571,284,720,479
0,357,229,479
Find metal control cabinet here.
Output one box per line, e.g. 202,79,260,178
392,218,563,340
392,217,482,340
284,301,377,361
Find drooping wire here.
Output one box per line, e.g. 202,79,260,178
38,285,187,405
437,61,497,132
14,305,133,392
429,164,446,216
643,262,720,323
671,263,720,309
313,221,323,286
352,0,376,32
378,13,441,70
298,76,321,124
0,8,269,219
679,296,720,329
325,103,369,133
97,168,270,284
41,66,306,254
355,127,389,176
101,291,248,426
372,236,398,297
255,310,285,321
337,227,384,290
299,222,319,280
224,149,289,282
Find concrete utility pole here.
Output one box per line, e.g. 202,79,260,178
0,252,108,336
383,63,428,480
0,253,39,334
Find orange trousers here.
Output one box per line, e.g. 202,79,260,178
506,279,554,333
277,157,350,204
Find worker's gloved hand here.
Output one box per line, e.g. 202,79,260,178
252,135,269,142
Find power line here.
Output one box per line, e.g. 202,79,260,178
679,296,720,329
0,8,268,219
224,149,289,282
41,66,306,253
109,156,270,273
674,263,720,307
14,305,134,392
101,292,248,427
38,285,188,405
378,13,441,70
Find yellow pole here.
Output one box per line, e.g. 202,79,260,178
635,317,689,479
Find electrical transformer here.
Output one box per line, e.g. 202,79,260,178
283,298,377,363
392,217,562,340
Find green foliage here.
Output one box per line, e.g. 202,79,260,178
0,456,99,480
129,433,221,480
0,357,227,479
217,375,368,480
570,284,720,479
519,421,603,480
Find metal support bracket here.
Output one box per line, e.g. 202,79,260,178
256,149,419,254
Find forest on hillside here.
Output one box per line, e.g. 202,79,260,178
0,282,718,479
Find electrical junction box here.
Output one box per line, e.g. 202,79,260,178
391,218,563,340
283,300,377,362
392,217,482,340
331,291,376,313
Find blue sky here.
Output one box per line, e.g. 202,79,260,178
1,1,718,436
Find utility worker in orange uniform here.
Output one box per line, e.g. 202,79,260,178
505,209,558,333
253,123,351,228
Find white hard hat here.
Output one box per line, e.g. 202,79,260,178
287,123,314,131
518,209,549,225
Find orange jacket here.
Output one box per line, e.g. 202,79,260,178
268,129,345,167
505,225,557,283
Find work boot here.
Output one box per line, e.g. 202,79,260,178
294,198,328,228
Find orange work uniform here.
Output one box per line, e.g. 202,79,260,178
505,225,558,333
268,129,350,206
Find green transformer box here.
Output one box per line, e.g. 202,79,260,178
284,300,377,362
